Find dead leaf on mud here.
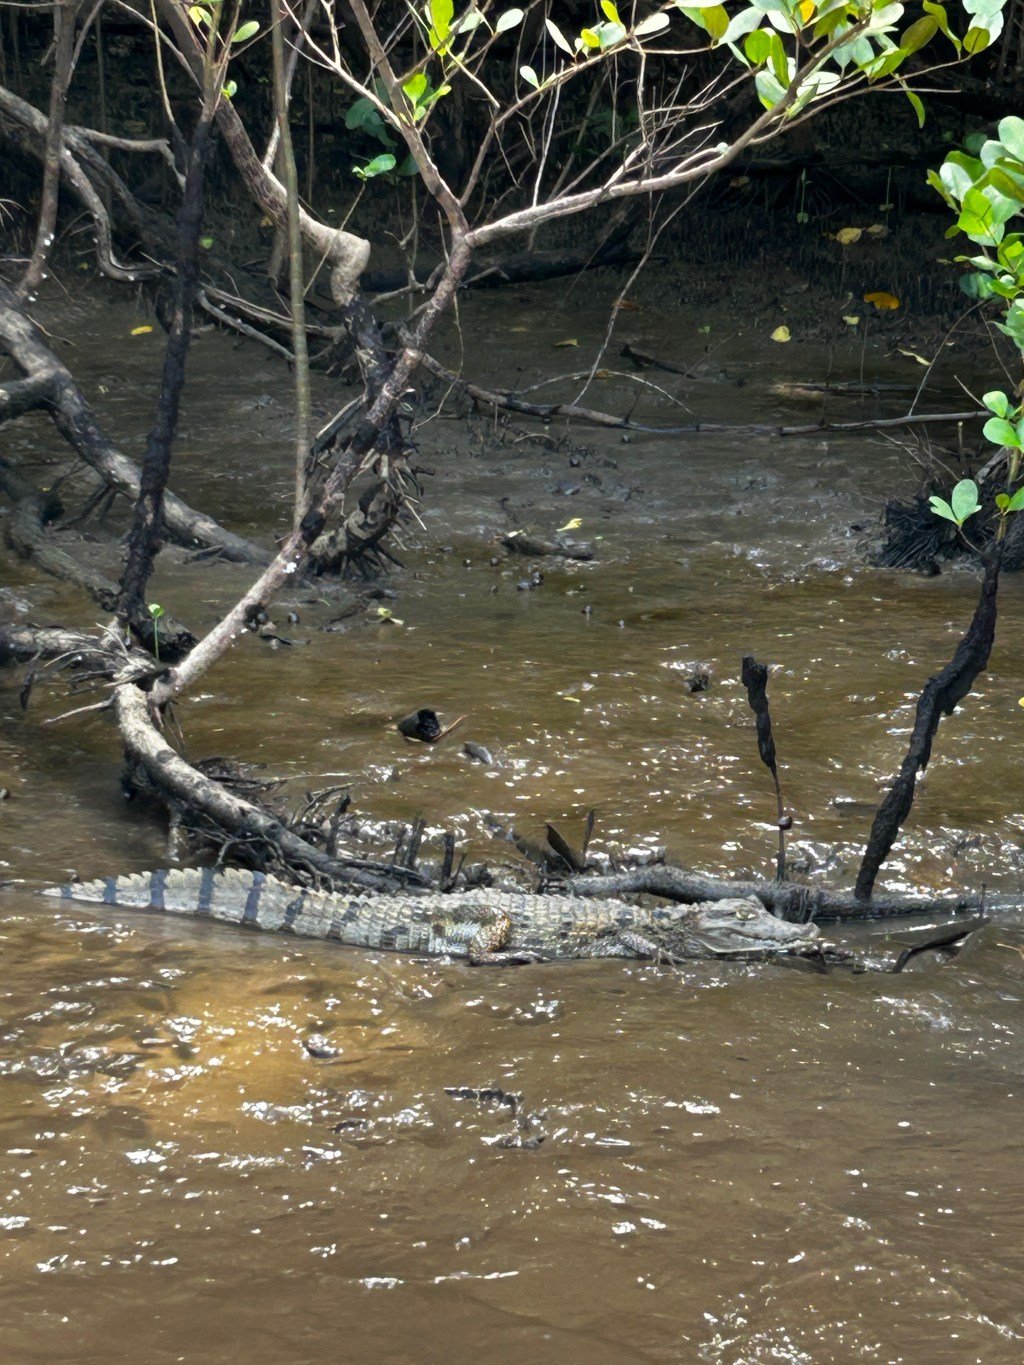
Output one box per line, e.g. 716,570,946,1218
864,290,900,310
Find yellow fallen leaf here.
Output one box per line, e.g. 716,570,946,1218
595,369,613,379
555,338,579,348
510,325,528,332
799,0,815,18
771,325,791,343
259,215,273,227
376,607,404,625
864,290,900,310
1019,696,1024,707
843,315,860,326
560,695,582,703
130,325,154,336
865,223,889,237
615,299,641,312
730,175,751,188
898,348,931,365
835,227,862,245
558,517,583,531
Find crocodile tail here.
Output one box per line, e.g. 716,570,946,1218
42,868,264,920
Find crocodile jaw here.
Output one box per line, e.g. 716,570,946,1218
667,897,820,957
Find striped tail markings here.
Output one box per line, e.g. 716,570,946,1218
149,869,168,910
242,871,266,925
197,867,216,915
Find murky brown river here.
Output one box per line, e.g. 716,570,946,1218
3,285,1024,1361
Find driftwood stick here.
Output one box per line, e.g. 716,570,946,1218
854,553,1002,900
741,655,787,880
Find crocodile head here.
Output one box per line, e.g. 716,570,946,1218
647,896,820,959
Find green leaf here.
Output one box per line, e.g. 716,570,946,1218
429,0,454,43
963,25,990,53
928,496,958,524
768,30,788,84
352,152,397,179
961,271,996,300
635,11,671,36
904,86,925,128
519,64,540,86
221,80,237,99
495,7,524,33
452,7,486,33
702,4,729,40
199,235,214,249
998,115,1024,163
900,15,937,52
545,17,574,51
148,602,165,619
744,28,772,63
345,98,373,130
985,166,1024,202
923,0,959,48
402,72,429,105
232,19,260,42
983,416,1019,447
1007,486,1024,512
755,68,787,110
983,390,1011,417
996,492,1011,511
951,478,981,522
927,168,955,209
593,19,627,46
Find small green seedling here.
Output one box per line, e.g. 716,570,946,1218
929,477,982,528
148,602,165,660
352,153,397,181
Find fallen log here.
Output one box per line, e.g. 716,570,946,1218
563,864,988,923
362,238,641,296
414,344,987,438
500,530,594,561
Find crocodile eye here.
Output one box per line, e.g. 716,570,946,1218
736,907,754,920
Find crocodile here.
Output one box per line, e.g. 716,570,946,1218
40,867,829,964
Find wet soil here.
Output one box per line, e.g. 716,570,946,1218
2,278,1024,1362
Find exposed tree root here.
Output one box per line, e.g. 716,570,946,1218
0,283,267,564
114,682,430,892
0,621,429,892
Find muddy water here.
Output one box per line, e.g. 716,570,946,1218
2,285,1024,1361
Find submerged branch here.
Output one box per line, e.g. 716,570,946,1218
854,553,1002,901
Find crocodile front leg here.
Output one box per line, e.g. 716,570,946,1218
429,908,545,964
